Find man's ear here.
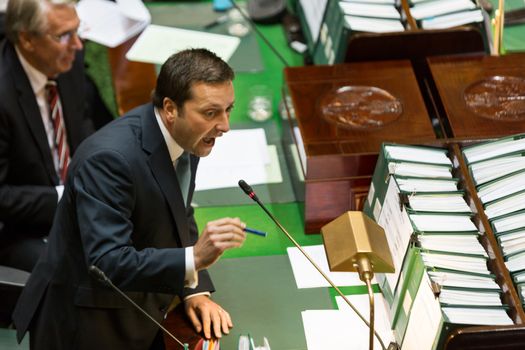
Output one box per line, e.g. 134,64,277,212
18,31,36,51
162,98,178,123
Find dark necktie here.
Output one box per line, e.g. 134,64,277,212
46,80,70,184
176,152,190,206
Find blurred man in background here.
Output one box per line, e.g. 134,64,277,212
0,0,108,272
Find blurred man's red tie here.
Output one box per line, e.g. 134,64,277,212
46,80,70,184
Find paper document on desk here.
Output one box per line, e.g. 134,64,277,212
126,24,240,65
76,0,151,48
302,293,394,350
195,129,282,191
287,245,371,288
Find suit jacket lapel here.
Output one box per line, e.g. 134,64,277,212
6,42,58,185
141,105,192,247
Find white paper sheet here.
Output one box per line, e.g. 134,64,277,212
125,24,240,65
196,145,281,191
287,245,371,289
117,0,149,21
76,0,150,48
336,294,394,348
302,292,395,350
195,129,282,191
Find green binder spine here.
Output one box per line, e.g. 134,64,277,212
363,142,452,220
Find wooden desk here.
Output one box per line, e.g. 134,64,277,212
107,35,157,116
283,60,437,233
445,324,525,350
427,53,525,139
163,303,202,350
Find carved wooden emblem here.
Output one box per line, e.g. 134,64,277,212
319,85,403,129
464,76,525,121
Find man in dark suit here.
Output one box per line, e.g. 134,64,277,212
13,48,247,349
0,0,96,272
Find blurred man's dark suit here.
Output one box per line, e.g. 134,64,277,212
0,39,95,271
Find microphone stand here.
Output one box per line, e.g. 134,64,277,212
360,262,376,350
89,266,189,350
238,180,397,350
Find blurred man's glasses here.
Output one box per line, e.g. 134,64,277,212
47,29,80,45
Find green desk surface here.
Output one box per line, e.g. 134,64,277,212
208,255,333,350
0,328,27,350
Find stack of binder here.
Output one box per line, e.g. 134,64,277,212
409,0,484,30
296,0,488,65
463,134,525,305
298,0,406,64
340,0,405,34
364,143,455,220
365,142,513,349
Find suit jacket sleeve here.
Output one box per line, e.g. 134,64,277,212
74,149,188,296
182,205,214,298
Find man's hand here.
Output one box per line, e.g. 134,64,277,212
184,295,232,339
193,217,246,271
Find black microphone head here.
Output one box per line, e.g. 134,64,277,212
238,179,259,202
89,265,109,285
238,179,252,194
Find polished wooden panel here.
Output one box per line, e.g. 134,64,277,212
445,325,525,350
163,303,203,350
108,35,157,115
345,27,486,63
428,53,525,139
284,60,437,233
286,61,436,160
304,177,371,233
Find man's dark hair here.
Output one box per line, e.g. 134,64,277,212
152,48,235,110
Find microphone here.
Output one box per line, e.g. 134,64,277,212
88,265,189,350
238,179,260,202
237,180,397,350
